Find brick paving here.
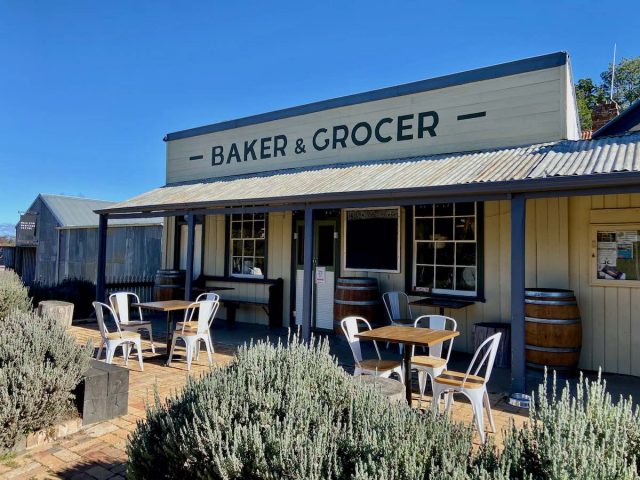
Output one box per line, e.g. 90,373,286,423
0,323,528,479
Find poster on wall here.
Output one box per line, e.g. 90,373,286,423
596,230,640,281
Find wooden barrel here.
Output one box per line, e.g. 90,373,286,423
525,288,582,372
154,269,186,301
333,277,380,333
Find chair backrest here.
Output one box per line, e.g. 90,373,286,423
463,332,502,387
413,315,457,360
196,292,220,303
340,316,380,366
382,291,412,323
182,300,219,334
93,301,121,341
109,292,141,323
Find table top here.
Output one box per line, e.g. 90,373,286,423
409,297,474,309
132,300,198,312
357,325,459,348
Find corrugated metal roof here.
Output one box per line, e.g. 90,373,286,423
103,132,640,213
38,194,161,227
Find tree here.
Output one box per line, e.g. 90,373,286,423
600,57,640,108
575,56,640,131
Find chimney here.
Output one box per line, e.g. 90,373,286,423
591,101,620,132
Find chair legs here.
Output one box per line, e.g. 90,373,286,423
432,386,493,443
167,334,178,367
146,327,156,354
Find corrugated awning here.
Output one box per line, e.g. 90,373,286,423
98,132,640,215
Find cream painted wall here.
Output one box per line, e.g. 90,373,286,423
166,64,576,183
160,195,640,376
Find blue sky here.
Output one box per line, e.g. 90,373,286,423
0,1,637,225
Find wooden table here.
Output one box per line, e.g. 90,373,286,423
357,325,459,405
132,300,199,362
409,297,474,316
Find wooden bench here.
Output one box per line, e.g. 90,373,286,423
198,277,283,328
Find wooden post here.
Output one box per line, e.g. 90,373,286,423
96,214,108,302
185,214,195,301
301,207,314,342
510,194,527,393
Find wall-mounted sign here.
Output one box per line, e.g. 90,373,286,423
16,212,38,247
166,58,574,183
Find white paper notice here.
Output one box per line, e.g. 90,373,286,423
598,245,617,267
315,267,326,284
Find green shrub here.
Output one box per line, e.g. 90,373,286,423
0,309,92,450
127,337,475,479
29,278,95,319
486,372,640,480
0,271,31,319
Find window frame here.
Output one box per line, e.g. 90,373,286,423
228,213,268,279
406,202,485,300
342,206,401,273
590,223,640,287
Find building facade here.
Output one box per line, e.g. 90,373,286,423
95,52,640,390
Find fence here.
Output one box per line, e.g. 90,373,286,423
105,275,155,303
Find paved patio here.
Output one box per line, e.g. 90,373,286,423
0,318,559,479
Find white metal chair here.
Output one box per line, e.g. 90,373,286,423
167,300,219,371
109,292,155,353
411,315,457,406
340,316,404,384
431,332,502,443
176,293,220,331
382,291,414,353
93,301,144,371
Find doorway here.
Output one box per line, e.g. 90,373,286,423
294,217,339,330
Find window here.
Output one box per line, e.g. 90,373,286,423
230,213,266,278
343,207,400,272
591,224,640,287
413,202,478,296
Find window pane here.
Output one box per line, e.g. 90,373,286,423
254,257,265,275
436,267,454,289
232,213,241,221
239,258,254,275
242,213,253,221
416,265,434,289
232,240,242,256
434,217,453,241
296,224,305,265
254,221,265,239
243,240,254,256
317,225,335,267
456,243,476,266
232,257,242,274
242,222,252,238
231,222,241,239
435,242,454,265
415,204,433,217
415,218,433,241
456,267,476,291
435,203,453,216
254,212,265,220
455,217,475,241
255,240,265,257
455,202,475,216
416,242,434,265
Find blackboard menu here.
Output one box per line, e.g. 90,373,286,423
16,213,38,247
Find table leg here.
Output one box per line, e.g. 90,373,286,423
166,311,172,355
439,307,445,316
403,344,412,405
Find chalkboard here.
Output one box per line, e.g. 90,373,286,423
345,208,399,271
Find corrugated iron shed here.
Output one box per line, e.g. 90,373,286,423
37,194,161,227
100,132,640,214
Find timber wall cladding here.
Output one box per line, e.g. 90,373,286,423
201,213,292,326
165,65,570,183
569,194,640,376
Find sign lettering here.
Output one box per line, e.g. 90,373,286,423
209,110,439,166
